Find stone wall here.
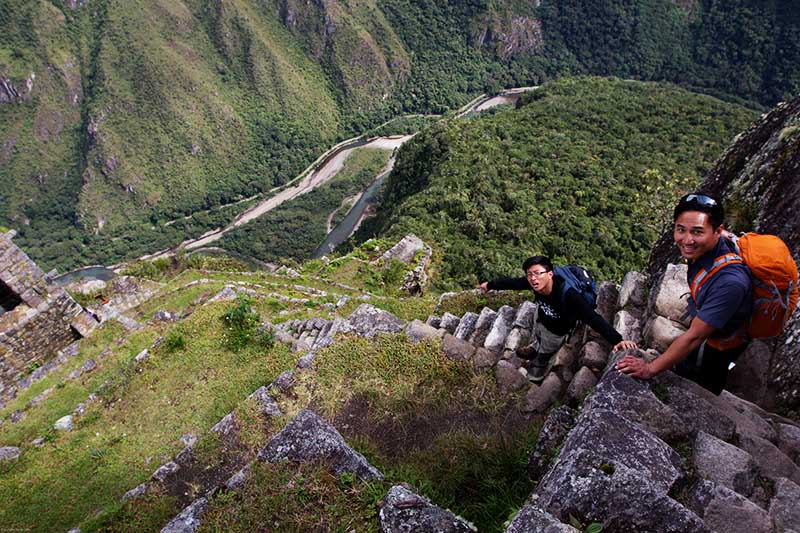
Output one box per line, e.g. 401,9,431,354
0,230,97,396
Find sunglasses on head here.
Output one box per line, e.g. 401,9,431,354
680,194,718,207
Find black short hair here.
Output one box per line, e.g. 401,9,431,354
673,193,724,229
522,255,553,273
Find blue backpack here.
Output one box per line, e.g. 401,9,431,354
553,265,597,309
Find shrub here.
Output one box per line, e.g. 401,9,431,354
221,294,261,352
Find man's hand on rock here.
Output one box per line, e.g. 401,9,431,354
616,354,655,379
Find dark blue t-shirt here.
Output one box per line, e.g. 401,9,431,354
686,237,752,333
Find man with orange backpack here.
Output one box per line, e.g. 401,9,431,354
617,193,798,394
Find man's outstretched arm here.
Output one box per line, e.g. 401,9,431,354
616,315,716,379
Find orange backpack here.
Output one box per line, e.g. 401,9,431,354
689,231,799,348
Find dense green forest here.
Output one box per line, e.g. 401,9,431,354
360,77,758,288
1,0,797,271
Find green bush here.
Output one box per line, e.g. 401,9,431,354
221,294,261,352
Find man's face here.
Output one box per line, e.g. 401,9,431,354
673,210,722,261
526,264,553,292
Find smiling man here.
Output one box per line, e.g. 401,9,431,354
479,256,636,383
617,193,753,394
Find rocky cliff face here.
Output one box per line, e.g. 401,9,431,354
649,93,800,418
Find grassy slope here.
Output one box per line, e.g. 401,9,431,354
363,77,759,288
0,241,541,532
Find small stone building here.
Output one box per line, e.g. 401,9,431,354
0,230,98,393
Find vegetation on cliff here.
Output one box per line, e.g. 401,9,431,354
362,77,758,288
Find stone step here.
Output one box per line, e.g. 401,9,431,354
467,307,497,347
453,311,479,340
484,305,516,353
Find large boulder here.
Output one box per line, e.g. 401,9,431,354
484,305,516,353
536,448,707,532
725,340,772,406
737,433,800,485
650,263,691,326
618,271,648,311
379,485,476,532
505,503,579,532
442,334,476,362
613,310,642,344
522,373,563,413
686,479,774,533
692,431,757,497
768,477,800,532
347,304,406,338
777,423,800,464
495,360,530,392
643,316,686,353
652,373,736,441
468,307,498,347
584,364,688,443
258,410,383,482
527,406,578,481
160,497,208,533
453,312,479,340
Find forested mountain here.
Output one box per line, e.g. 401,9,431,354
361,77,757,288
1,0,797,271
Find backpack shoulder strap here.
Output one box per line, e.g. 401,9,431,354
689,252,743,301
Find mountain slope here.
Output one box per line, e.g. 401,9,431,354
361,77,758,288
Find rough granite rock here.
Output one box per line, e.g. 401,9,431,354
643,316,686,353
505,502,580,532
725,340,772,405
377,234,427,265
585,364,689,443
160,497,208,533
296,352,316,369
380,485,476,532
439,313,461,334
527,406,578,481
536,448,708,532
0,446,21,463
523,373,563,413
347,304,406,338
693,431,757,496
54,415,74,431
484,305,516,353
258,409,383,481
651,263,691,326
613,309,643,344
653,373,736,441
473,346,500,370
594,281,620,327
426,315,441,328
687,479,774,533
503,327,531,353
453,312,479,340
737,433,800,485
618,271,648,311
578,341,607,373
768,477,800,531
134,349,150,363
442,334,476,362
405,319,445,343
512,301,537,329
271,370,295,392
495,360,529,392
716,391,777,443
777,423,800,464
152,461,180,482
247,386,282,418
566,366,598,404
121,482,149,502
210,413,238,438
225,462,252,492
467,307,498,347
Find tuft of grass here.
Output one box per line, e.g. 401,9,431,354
199,461,386,532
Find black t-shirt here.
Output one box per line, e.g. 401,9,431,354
487,276,622,345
